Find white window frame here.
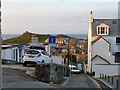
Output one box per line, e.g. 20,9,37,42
97,25,109,35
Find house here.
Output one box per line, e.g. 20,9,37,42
87,11,120,77
2,44,28,64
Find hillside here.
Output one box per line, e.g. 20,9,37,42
2,32,69,44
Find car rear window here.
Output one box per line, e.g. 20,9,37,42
26,50,39,54
72,67,78,70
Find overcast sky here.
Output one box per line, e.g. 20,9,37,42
1,0,119,34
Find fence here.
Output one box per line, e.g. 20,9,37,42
99,73,120,88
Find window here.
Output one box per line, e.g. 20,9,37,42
115,52,120,63
13,49,16,59
97,26,109,35
26,50,39,54
116,37,120,43
112,21,117,24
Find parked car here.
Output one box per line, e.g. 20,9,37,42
23,49,51,66
69,65,81,74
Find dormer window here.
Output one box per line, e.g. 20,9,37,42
97,23,109,35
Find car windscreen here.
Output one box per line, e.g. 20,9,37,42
26,50,39,54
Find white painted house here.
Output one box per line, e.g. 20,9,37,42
2,44,28,64
87,11,120,78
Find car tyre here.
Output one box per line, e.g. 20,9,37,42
23,62,27,66
41,60,45,63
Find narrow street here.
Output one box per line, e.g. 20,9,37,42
62,74,99,88
2,67,106,89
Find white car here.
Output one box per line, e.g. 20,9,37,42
69,65,81,74
23,49,51,66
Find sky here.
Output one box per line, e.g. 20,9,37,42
1,0,119,34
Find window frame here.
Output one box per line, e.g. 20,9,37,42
116,37,120,44
115,55,120,63
97,26,109,35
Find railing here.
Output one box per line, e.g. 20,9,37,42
100,73,119,88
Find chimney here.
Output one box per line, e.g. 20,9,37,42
89,11,93,23
31,35,38,46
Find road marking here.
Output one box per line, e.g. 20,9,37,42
87,75,102,90
62,77,71,86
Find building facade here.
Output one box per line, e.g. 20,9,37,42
87,11,120,77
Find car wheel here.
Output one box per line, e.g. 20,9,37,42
23,62,27,66
41,60,45,63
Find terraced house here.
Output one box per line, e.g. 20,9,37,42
87,11,120,78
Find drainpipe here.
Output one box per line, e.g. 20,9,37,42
0,1,2,89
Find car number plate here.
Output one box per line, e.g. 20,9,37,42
28,56,35,58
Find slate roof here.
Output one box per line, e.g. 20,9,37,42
91,36,111,45
91,55,110,64
92,19,120,36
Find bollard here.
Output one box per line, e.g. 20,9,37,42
105,75,106,80
111,77,113,85
116,79,119,87
102,74,104,79
100,73,101,79
108,76,110,82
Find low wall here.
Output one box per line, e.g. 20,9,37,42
95,64,120,78
35,63,67,84
2,59,17,64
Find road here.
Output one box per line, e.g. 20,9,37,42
61,74,99,88
2,68,100,89
2,68,55,88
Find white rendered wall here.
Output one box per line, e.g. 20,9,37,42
92,56,109,72
2,47,18,61
51,56,64,65
92,38,110,62
87,12,93,73
4,49,12,60
104,37,119,64
95,64,119,78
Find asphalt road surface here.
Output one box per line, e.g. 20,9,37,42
2,67,110,89
61,74,99,88
2,68,55,88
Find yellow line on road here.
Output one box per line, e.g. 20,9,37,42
87,75,102,90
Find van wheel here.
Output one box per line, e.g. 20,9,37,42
23,62,27,66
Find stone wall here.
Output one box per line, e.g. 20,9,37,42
2,59,17,64
35,63,68,84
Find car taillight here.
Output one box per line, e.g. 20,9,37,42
37,53,41,57
37,61,40,63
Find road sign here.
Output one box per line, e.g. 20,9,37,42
49,36,56,44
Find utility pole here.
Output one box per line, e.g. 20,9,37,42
0,0,2,89
67,38,69,66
